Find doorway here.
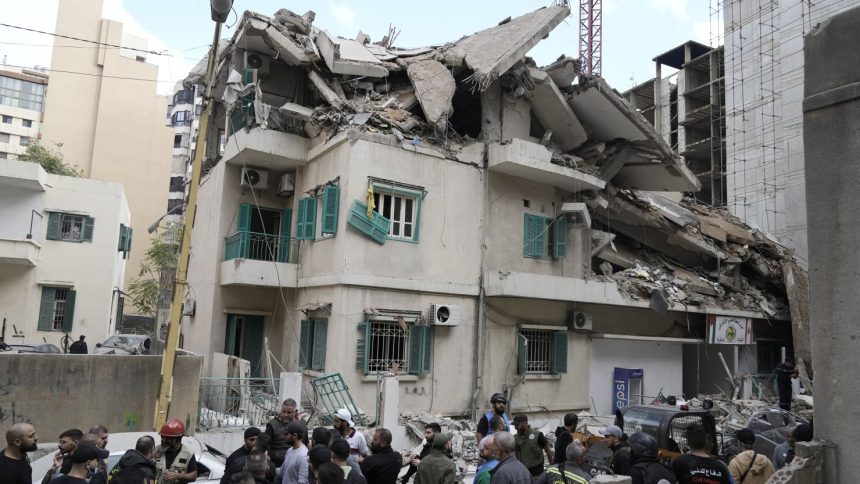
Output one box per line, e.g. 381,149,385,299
225,314,265,377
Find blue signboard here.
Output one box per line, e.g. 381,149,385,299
613,367,644,411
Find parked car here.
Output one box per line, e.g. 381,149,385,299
31,432,226,483
1,343,62,354
720,406,808,459
94,334,153,355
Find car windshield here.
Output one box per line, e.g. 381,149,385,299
102,336,143,347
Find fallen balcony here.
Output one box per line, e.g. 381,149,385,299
487,139,605,193
0,238,40,267
220,231,298,287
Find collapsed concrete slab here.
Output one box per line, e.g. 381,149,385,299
439,5,570,91
527,68,587,151
315,30,389,77
406,60,456,132
488,139,604,194
542,55,580,88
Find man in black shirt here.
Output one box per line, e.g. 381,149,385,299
553,413,578,465
401,422,441,483
220,426,261,484
360,428,402,484
69,335,88,354
54,443,102,484
475,393,510,443
672,423,731,484
774,359,796,411
0,423,38,484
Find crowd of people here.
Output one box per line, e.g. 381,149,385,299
0,392,815,484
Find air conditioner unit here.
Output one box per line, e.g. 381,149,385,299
182,298,196,317
240,167,269,190
430,304,461,326
277,173,296,197
242,51,270,81
567,311,593,331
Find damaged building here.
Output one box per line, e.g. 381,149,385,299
180,3,804,424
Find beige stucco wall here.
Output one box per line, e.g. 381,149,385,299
0,354,201,437
0,162,129,348
0,103,42,159
41,0,172,299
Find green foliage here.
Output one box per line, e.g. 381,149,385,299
127,223,183,316
19,142,83,177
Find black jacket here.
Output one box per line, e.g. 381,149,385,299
111,449,157,479
359,447,402,484
610,442,632,476
401,442,432,482
553,427,573,465
221,446,253,484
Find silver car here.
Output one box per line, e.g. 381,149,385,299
94,334,153,355
31,432,226,483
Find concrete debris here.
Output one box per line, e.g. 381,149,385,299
542,55,581,88
526,67,588,151
316,30,390,78
407,60,456,132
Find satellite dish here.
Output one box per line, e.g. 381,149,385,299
247,53,263,69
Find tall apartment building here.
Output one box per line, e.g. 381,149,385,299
0,159,130,348
165,83,204,225
40,0,172,299
0,67,47,161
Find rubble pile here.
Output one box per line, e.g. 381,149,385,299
400,412,478,469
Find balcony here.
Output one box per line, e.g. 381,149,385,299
487,139,605,193
221,231,298,287
222,127,309,171
0,238,40,266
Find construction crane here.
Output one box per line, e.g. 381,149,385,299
578,0,603,76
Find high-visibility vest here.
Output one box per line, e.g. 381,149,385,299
156,445,194,484
545,464,591,484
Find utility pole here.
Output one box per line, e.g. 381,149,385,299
154,0,233,430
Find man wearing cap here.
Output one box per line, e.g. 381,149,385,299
267,399,298,467
282,421,309,484
728,429,774,484
51,443,104,484
360,428,402,484
221,427,262,484
79,433,109,484
512,415,553,477
334,409,369,460
415,432,457,484
601,425,631,476
476,393,510,443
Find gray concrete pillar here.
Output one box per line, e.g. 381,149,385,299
803,5,860,483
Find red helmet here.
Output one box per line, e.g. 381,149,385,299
159,418,185,437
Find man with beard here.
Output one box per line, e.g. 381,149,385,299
267,399,298,467
1,423,38,484
359,428,402,484
42,428,83,483
401,423,441,483
333,409,369,461
281,421,309,484
221,427,261,484
475,393,510,443
156,418,198,484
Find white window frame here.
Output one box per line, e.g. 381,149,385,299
373,190,418,241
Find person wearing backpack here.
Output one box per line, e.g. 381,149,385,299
627,432,676,484
728,429,774,484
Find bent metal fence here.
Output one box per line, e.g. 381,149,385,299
198,377,280,430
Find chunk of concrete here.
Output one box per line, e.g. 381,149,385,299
274,8,312,34
526,68,587,151
407,60,456,132
440,5,570,91
315,30,389,77
542,55,580,88
263,26,312,66
698,215,754,245
307,70,344,109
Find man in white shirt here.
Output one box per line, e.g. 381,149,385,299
281,421,309,484
333,409,369,461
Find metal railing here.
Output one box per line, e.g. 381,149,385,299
224,231,294,262
198,377,280,430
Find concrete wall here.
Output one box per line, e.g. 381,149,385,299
41,0,173,296
723,0,857,266
0,354,201,438
589,338,684,416
0,162,130,347
0,103,42,159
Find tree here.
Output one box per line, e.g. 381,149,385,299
19,141,83,177
127,223,182,316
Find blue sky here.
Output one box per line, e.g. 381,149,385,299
2,0,720,94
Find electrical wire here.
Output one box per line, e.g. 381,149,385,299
0,22,170,56
0,62,186,85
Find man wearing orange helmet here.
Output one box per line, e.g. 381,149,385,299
155,418,198,484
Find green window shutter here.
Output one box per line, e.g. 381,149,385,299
534,217,548,258
118,224,127,251
115,296,125,328
523,214,547,258
125,227,133,252
296,198,316,240
523,215,534,257
82,217,95,242
62,290,76,332
516,332,527,375
551,331,568,374
225,315,237,354
46,212,62,240
408,325,426,375
347,200,390,244
553,218,568,259
356,322,370,374
37,287,56,331
238,204,252,232
422,326,433,373
321,185,340,235
296,199,307,239
299,319,312,369
311,319,328,371
278,209,292,262
242,316,264,377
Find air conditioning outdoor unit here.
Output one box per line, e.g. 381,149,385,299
430,304,461,326
242,51,270,81
567,311,593,331
277,173,296,197
182,298,196,317
240,167,269,190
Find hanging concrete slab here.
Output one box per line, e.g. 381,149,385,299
407,60,456,132
315,30,389,77
487,139,604,193
527,68,587,151
541,55,580,88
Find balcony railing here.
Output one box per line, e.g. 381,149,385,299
224,231,292,263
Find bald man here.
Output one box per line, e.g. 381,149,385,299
1,423,39,484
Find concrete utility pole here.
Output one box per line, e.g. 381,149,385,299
154,0,232,430
803,5,860,482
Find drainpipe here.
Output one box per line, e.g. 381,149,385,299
472,142,491,420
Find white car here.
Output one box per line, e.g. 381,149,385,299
94,334,153,355
31,432,226,483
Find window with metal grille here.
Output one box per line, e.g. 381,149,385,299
519,329,553,373
52,288,69,331
60,215,85,241
368,322,409,373
372,188,419,241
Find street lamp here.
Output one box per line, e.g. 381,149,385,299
210,0,233,22
147,203,186,234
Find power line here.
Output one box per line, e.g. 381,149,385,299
0,62,183,85
0,22,170,56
